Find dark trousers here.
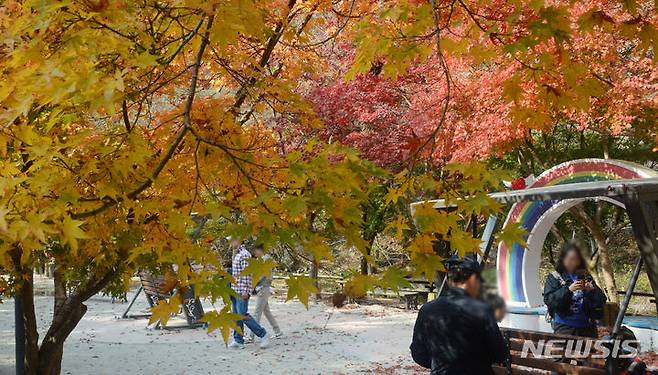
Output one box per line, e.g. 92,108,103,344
551,323,597,375
552,322,598,337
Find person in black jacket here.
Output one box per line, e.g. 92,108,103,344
410,256,508,374
543,243,607,337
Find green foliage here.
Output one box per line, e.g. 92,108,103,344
286,275,319,308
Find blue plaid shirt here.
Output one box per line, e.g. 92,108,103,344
231,246,252,296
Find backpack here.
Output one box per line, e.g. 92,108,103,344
545,271,566,323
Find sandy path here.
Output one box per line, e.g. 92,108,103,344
0,285,424,375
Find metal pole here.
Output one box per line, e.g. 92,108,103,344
121,285,143,319
479,215,499,266
624,199,658,311
612,256,643,337
15,296,25,375
606,256,643,375
436,274,448,297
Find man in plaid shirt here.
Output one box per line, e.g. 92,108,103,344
229,241,270,349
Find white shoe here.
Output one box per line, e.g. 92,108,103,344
244,336,253,344
259,334,270,349
228,340,245,349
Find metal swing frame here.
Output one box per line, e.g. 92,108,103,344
414,177,658,374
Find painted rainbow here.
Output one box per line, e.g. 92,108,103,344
496,159,657,306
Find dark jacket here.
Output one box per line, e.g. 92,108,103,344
410,288,508,375
543,272,607,322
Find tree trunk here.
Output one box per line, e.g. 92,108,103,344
53,260,67,313
360,236,377,275
306,211,320,300
360,248,369,275
11,248,40,375
37,300,87,375
21,270,40,375
548,226,567,267
309,258,320,300
592,233,619,304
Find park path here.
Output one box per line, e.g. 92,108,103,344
0,280,424,374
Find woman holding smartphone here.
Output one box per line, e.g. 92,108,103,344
543,243,607,337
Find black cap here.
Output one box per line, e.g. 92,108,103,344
445,255,482,275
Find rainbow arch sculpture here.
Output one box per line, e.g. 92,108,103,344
497,159,658,307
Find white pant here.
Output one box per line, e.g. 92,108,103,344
250,286,280,338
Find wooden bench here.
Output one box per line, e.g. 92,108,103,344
399,289,429,310
493,328,609,375
121,271,205,329
368,279,433,309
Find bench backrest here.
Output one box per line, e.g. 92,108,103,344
494,327,607,375
138,271,174,306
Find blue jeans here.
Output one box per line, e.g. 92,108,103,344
231,296,266,344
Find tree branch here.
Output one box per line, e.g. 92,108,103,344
71,15,215,220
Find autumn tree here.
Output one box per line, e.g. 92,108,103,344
0,1,382,373
1,0,655,374
304,0,656,280
306,0,656,165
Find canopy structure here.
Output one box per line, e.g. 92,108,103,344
411,159,658,339
491,176,658,304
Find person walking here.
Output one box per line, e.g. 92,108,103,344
248,245,282,342
410,256,508,374
228,240,270,349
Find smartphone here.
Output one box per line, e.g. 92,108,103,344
575,270,592,282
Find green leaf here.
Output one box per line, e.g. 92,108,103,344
377,267,412,293
283,195,306,216
240,257,275,286
286,275,318,308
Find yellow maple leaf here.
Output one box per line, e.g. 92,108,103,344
408,233,436,254
376,267,411,293
61,216,90,253
410,253,445,281
0,207,8,232
148,294,182,327
240,257,275,285
202,307,243,344
386,215,410,240
449,230,483,258
497,222,528,249
26,212,51,243
344,274,377,298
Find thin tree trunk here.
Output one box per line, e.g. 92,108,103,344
592,233,619,304
307,212,320,300
11,248,40,375
360,245,370,275
359,256,367,275
548,226,567,266
309,257,320,300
